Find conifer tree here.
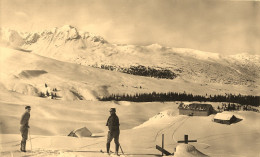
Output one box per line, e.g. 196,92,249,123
46,91,49,97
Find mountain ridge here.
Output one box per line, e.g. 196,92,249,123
0,25,259,88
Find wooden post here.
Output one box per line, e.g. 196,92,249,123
185,135,188,144
156,145,172,156
177,134,197,144
162,134,164,156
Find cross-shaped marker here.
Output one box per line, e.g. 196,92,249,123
177,135,197,144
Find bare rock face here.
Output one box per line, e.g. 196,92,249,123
25,33,40,44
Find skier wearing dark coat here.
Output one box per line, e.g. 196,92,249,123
106,108,120,155
20,106,31,152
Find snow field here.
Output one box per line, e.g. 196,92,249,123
0,31,260,157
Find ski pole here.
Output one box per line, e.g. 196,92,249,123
119,144,124,155
29,129,32,151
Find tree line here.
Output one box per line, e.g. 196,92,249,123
99,92,260,106
39,83,59,99
93,64,177,79
217,103,259,112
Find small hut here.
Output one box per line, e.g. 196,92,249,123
213,113,237,125
68,127,92,137
178,103,213,116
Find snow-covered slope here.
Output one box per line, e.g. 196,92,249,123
1,97,260,157
1,25,259,88
0,46,258,101
1,25,259,157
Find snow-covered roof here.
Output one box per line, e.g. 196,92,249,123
69,127,92,137
178,103,212,111
214,113,236,120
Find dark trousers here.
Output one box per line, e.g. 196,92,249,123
106,130,120,153
20,126,28,142
20,126,28,151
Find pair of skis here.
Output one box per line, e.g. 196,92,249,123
100,150,119,156
100,144,124,156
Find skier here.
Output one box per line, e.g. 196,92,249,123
106,108,120,155
20,106,31,152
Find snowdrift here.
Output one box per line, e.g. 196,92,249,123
174,144,208,157
134,109,178,129
18,70,48,79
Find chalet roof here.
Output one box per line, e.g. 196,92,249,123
178,103,213,111
214,113,236,121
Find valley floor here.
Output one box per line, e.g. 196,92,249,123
1,91,260,157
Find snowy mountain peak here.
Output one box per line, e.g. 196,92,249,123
39,25,108,43
171,47,221,60
0,25,259,88
49,25,80,40
60,24,76,30
230,53,260,60
147,43,163,50
0,25,109,48
0,28,24,46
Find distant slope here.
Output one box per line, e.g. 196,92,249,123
1,46,258,101
0,25,259,91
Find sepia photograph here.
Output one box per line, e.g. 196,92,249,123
0,0,260,157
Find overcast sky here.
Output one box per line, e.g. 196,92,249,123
1,0,260,55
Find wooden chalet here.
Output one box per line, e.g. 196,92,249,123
178,103,213,116
213,113,238,125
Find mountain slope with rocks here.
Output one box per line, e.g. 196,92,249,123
0,25,259,94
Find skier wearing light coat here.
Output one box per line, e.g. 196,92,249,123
106,108,120,155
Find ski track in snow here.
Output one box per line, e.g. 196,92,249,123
1,149,128,157
153,116,189,142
